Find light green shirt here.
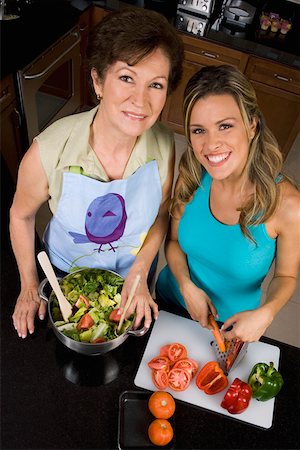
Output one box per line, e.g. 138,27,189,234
36,106,174,213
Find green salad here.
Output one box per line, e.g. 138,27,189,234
50,269,133,343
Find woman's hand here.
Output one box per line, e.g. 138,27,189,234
120,272,158,329
12,287,47,339
181,280,217,328
221,305,274,342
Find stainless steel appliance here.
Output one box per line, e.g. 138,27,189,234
177,0,215,17
176,0,215,36
223,0,256,27
17,24,81,144
176,10,210,36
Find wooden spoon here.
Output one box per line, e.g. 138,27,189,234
37,251,72,322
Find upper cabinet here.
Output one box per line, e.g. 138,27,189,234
244,57,300,159
160,34,249,135
160,33,300,159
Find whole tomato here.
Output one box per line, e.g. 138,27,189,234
148,391,176,419
148,418,173,447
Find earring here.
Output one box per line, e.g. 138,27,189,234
97,94,102,101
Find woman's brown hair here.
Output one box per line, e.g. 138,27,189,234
86,7,184,95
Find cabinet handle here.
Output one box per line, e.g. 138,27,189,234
274,73,292,83
23,33,80,80
201,51,219,59
12,108,22,128
79,24,88,32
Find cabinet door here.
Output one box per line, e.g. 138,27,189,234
161,34,249,134
0,75,23,183
245,58,300,159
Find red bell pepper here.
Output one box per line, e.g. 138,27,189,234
196,361,228,395
221,378,252,414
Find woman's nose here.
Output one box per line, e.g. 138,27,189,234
131,85,147,107
206,132,221,151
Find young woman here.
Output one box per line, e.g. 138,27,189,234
10,7,184,339
156,65,300,342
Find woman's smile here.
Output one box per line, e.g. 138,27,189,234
205,151,231,166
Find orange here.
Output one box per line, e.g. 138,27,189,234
148,418,173,447
148,391,176,419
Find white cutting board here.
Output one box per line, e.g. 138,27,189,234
135,311,280,429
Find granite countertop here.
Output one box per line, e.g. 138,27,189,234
1,240,300,449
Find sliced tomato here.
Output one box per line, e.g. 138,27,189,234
109,308,121,322
187,358,200,377
92,337,106,343
152,369,169,390
148,356,170,372
75,294,90,309
167,343,187,362
160,344,171,357
77,313,94,330
173,358,199,378
168,368,191,391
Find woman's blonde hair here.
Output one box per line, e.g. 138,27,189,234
173,64,291,241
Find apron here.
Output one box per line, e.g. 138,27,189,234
43,160,162,276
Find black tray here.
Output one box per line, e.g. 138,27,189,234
118,390,176,449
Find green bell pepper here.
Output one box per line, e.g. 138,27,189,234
248,362,284,401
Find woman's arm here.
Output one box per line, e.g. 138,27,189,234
10,140,50,338
164,186,217,327
121,147,175,328
222,182,300,342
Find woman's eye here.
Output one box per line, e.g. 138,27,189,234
120,75,133,83
220,123,232,130
191,128,204,135
150,82,163,89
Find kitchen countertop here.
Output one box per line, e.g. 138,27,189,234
1,242,300,449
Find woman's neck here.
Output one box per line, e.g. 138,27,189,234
89,110,137,179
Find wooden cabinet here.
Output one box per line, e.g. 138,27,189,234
84,6,110,107
0,74,24,183
244,57,300,159
160,33,249,134
79,8,91,108
89,5,109,30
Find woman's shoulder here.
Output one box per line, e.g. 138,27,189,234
276,180,300,228
35,107,97,144
150,121,174,148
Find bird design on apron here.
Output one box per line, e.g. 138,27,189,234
68,193,127,252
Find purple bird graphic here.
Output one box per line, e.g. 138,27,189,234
69,193,127,252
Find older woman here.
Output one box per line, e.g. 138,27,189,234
10,7,183,338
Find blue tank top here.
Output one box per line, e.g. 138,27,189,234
156,172,276,322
